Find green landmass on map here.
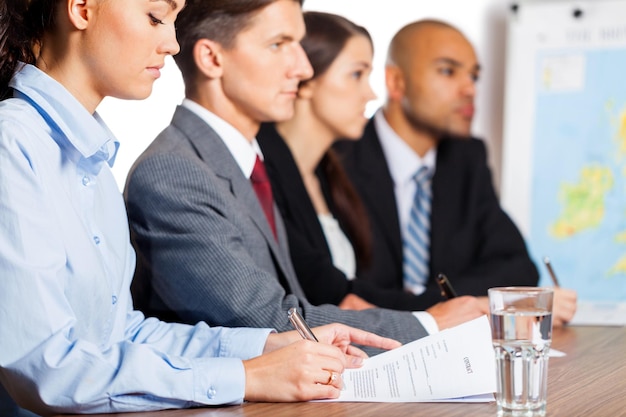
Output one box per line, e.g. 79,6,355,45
550,166,614,238
610,231,626,276
609,254,626,276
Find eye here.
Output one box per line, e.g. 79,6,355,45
149,13,164,26
351,70,364,80
269,41,284,51
471,72,480,82
438,66,454,77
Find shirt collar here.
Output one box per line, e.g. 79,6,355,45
374,108,437,186
182,98,262,178
10,63,119,169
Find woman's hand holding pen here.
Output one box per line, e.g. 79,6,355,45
243,337,346,401
246,322,401,401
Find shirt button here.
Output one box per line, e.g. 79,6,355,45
82,176,91,186
112,295,118,305
93,236,101,245
207,387,217,399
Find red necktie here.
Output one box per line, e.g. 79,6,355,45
250,155,277,239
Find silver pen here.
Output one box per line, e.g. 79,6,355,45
543,256,561,287
287,307,318,342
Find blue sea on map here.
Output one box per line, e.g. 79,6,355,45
529,48,626,301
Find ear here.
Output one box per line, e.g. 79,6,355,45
67,0,89,30
193,38,224,79
297,79,316,100
385,65,406,102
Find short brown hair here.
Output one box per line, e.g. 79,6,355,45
174,0,304,91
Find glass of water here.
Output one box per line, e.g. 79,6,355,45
488,287,554,416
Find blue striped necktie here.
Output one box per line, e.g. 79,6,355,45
403,166,433,294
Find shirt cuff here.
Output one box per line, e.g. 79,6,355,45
412,311,439,334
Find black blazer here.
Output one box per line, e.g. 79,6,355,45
334,118,539,309
258,123,433,309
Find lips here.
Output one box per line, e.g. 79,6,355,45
146,65,164,79
458,104,475,118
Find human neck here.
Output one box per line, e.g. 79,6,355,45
382,105,437,157
38,39,102,114
276,109,334,177
187,85,260,142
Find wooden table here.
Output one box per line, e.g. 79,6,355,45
58,326,626,417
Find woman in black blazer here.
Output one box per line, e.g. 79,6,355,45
258,12,432,311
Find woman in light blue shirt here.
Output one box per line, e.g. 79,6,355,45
0,1,399,415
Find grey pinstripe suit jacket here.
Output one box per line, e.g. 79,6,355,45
124,105,427,347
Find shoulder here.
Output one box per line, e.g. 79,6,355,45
0,98,48,136
125,127,215,192
0,99,60,162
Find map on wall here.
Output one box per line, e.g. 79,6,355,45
529,48,626,301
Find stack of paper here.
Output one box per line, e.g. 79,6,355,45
329,316,496,403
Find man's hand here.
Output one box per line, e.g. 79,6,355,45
426,296,488,330
338,293,377,310
312,323,401,366
552,287,577,326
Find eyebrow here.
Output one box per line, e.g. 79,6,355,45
434,57,481,72
150,0,178,11
354,61,372,69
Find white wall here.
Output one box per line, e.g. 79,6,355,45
98,0,511,190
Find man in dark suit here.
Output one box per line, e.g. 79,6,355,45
125,1,488,349
336,19,577,325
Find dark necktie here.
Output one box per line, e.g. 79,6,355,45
250,155,277,239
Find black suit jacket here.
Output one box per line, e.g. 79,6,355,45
334,118,538,308
259,123,448,310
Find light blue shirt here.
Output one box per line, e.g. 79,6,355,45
0,64,272,415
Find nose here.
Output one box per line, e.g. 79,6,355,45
290,43,314,81
159,23,180,56
364,82,377,102
461,75,476,98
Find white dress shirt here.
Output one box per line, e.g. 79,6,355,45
374,110,439,333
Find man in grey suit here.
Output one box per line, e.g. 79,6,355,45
125,0,488,348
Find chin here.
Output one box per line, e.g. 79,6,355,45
446,125,472,140
117,88,154,101
265,108,295,123
340,129,364,141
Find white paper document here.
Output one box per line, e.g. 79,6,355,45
331,316,496,403
569,301,626,326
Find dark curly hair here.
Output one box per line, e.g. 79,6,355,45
0,0,57,99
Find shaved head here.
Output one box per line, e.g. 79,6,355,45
387,19,463,71
383,19,479,148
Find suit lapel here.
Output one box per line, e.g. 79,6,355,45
170,106,295,279
355,120,403,264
